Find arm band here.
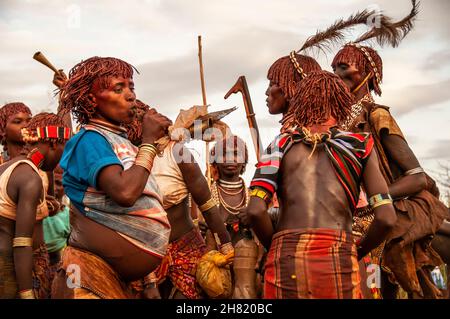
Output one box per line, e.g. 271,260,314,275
368,193,393,209
249,188,271,205
404,167,424,176
13,237,33,248
199,198,217,213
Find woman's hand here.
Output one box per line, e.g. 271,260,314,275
141,110,172,144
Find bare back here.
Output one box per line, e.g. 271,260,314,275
276,142,352,232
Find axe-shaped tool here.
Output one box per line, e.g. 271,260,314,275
224,76,262,161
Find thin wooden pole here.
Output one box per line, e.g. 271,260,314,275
198,35,211,187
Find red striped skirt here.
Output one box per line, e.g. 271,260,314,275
264,228,362,299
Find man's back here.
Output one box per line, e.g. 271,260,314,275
277,142,353,232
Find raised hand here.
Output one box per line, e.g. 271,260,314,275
53,69,68,89
141,109,172,145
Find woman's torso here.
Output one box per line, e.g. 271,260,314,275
68,205,161,281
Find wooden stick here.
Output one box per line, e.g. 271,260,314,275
198,35,211,187
198,36,208,108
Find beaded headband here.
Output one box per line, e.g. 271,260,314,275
346,43,381,85
289,51,308,79
22,126,72,143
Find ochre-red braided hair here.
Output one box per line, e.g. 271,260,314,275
59,56,137,124
0,102,32,143
267,53,321,100
331,45,383,95
289,71,354,127
24,112,68,144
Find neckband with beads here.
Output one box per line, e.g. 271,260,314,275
27,148,45,168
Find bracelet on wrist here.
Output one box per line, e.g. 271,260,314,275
135,144,157,173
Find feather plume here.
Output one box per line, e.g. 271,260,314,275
299,8,380,53
354,0,419,47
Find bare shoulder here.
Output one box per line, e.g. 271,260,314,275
9,163,42,189
6,162,42,203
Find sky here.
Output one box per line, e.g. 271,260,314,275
0,0,449,191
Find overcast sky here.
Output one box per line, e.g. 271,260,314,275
1,0,449,186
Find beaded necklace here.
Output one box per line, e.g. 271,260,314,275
340,93,374,131
211,179,249,216
27,148,45,169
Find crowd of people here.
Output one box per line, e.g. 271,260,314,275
1,1,449,299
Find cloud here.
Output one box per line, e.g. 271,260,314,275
0,64,58,114
381,79,450,116
421,139,450,160
0,0,449,135
134,27,301,114
423,50,450,71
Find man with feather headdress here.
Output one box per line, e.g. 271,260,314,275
331,1,449,299
244,69,397,299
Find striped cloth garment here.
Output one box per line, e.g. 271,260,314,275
264,228,362,299
250,127,374,212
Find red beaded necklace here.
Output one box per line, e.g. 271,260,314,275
27,148,45,168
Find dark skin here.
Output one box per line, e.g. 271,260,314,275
174,145,231,245
0,141,65,295
213,150,265,286
333,62,427,199
437,220,450,237
265,82,289,115
242,86,397,259
46,172,66,266
1,112,31,159
67,75,173,283
1,111,60,217
334,61,437,298
212,149,247,245
54,173,65,202
245,129,397,259
90,77,171,206
53,69,67,89
144,144,233,299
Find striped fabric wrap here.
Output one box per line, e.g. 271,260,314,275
264,228,362,299
80,123,171,258
250,127,374,212
36,126,72,140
